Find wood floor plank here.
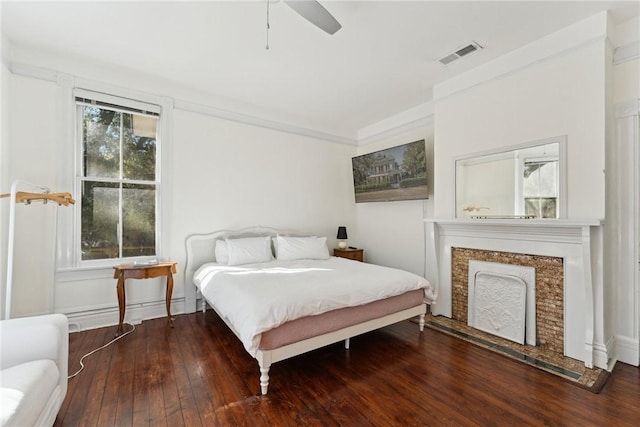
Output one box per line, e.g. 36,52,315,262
132,321,151,426
62,325,114,426
151,318,184,427
143,318,169,427
172,315,217,426
54,311,640,427
167,326,204,427
57,325,97,424
190,316,241,426
113,325,137,426
199,313,269,426
94,324,135,427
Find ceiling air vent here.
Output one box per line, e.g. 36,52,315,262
437,41,483,65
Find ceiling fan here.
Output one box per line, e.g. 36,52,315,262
264,0,341,49
283,0,342,35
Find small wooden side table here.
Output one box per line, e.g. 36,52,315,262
333,248,364,262
113,261,177,335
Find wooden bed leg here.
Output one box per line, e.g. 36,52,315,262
418,314,425,331
259,364,271,395
345,337,350,349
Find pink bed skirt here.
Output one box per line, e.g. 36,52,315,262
259,289,425,350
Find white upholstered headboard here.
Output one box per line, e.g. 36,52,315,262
183,226,309,312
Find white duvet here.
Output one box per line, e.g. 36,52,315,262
194,256,436,356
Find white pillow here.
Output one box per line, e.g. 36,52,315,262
271,234,307,254
225,236,274,266
275,235,330,261
214,239,229,265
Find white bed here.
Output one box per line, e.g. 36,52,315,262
185,226,436,395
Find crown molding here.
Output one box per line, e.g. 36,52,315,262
7,61,357,147
357,115,434,147
357,101,434,146
173,99,356,146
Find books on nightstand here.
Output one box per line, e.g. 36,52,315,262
133,259,159,267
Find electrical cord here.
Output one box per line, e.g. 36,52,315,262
68,322,135,379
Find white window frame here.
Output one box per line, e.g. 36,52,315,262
55,82,173,276
74,90,161,267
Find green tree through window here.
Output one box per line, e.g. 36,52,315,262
78,98,159,260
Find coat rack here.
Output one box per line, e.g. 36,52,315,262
1,179,75,319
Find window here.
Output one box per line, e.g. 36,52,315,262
523,158,558,218
76,94,160,262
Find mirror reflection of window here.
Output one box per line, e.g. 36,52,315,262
523,159,558,218
454,137,564,219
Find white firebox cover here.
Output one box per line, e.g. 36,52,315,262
468,261,536,346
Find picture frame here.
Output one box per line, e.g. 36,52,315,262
352,139,428,203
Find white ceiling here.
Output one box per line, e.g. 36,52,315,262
2,1,639,140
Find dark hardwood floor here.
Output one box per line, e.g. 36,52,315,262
55,311,640,426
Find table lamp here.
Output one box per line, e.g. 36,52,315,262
337,226,348,249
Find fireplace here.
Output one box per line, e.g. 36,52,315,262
424,218,607,369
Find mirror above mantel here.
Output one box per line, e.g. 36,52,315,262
454,136,567,219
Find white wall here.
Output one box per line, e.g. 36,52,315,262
354,123,434,276
171,110,354,236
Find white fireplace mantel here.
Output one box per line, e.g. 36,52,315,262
424,218,608,370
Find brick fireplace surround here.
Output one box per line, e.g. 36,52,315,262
452,248,564,355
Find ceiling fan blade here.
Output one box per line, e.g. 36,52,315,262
284,0,342,35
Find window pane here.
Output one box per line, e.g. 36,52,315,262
524,161,557,197
122,113,157,181
122,183,156,257
81,181,120,260
525,197,557,219
82,106,120,179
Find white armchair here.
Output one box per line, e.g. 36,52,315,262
0,314,69,427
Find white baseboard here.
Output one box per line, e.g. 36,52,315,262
616,334,640,366
63,298,186,333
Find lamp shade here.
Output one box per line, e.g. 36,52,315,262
336,226,348,240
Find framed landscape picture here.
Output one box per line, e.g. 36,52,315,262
351,139,428,203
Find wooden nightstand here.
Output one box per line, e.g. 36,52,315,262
333,248,364,262
113,261,177,336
